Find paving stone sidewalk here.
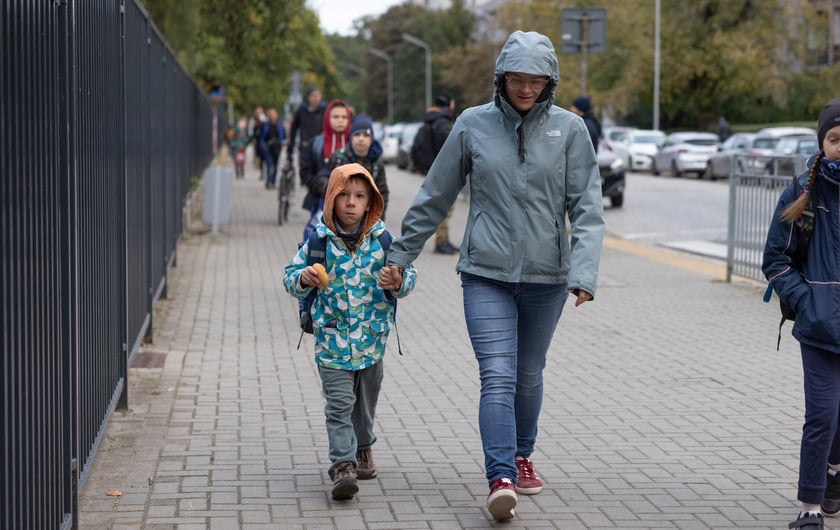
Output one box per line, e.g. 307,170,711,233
78,161,828,529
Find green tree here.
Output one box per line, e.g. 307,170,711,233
488,0,818,130
139,0,339,119
363,0,475,122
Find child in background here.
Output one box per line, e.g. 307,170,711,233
283,163,416,501
299,99,352,241
317,114,389,220
763,99,840,530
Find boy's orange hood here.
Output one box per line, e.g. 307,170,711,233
323,163,384,236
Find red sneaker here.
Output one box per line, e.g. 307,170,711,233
487,477,517,521
515,456,543,494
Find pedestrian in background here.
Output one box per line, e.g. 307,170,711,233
283,163,416,501
382,30,605,521
299,99,352,241
411,92,458,254
250,106,266,173
317,114,389,220
227,118,249,179
288,86,326,166
570,96,602,153
259,108,286,189
763,98,840,530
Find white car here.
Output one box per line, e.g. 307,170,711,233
599,126,637,153
652,131,720,178
606,129,665,172
381,122,404,163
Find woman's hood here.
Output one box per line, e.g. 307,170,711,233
494,31,559,82
493,30,559,111
322,163,384,235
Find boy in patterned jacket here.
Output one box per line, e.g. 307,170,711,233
283,163,416,501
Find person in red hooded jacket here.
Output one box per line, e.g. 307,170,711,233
300,99,352,241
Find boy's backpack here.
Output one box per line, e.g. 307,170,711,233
410,120,443,174
297,230,400,350
763,173,814,350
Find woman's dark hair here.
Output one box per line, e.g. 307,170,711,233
779,150,823,223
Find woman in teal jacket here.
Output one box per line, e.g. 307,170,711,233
382,30,605,521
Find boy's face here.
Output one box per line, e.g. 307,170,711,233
329,106,350,133
351,131,372,157
824,125,840,162
334,178,371,233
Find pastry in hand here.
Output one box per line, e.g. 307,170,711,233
312,263,329,289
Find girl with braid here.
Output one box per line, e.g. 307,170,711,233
764,99,840,530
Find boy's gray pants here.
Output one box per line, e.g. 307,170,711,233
318,361,384,477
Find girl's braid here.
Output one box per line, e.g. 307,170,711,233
780,150,822,223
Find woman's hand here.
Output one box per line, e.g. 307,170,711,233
569,288,593,307
378,266,404,291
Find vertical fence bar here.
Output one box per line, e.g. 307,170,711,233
1,1,74,527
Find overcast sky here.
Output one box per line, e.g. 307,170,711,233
311,0,401,35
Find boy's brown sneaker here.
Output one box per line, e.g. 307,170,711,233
356,448,377,480
330,462,358,500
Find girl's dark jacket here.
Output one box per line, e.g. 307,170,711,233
763,161,840,352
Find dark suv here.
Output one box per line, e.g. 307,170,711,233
598,150,626,207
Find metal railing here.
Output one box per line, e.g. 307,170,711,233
2,2,215,528
726,154,810,283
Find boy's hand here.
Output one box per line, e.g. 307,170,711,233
300,265,320,288
377,266,403,291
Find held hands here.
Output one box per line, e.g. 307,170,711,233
377,266,403,291
569,288,593,307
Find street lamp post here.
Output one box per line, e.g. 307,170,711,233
368,48,393,124
401,32,431,109
653,0,661,131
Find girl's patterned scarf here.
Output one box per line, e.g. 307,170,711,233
820,156,840,182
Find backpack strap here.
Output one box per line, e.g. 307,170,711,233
297,233,327,349
306,231,327,265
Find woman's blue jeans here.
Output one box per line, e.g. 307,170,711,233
461,272,568,486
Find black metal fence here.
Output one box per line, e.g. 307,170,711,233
1,2,216,528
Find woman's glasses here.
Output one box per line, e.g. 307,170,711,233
505,75,549,91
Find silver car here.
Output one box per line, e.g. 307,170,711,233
606,129,665,172
652,131,720,178
704,132,757,180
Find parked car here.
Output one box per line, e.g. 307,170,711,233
606,129,665,172
598,150,626,208
742,126,817,174
396,121,423,171
652,131,720,177
764,134,819,175
372,121,385,144
598,126,637,153
381,122,404,163
704,132,757,179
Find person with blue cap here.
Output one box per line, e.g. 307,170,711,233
570,96,602,153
